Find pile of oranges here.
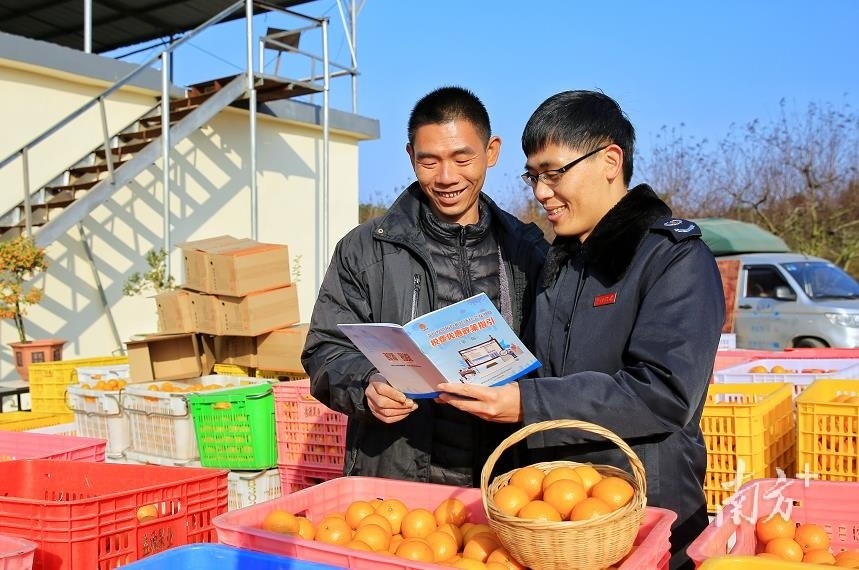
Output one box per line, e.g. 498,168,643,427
260,496,520,569
492,464,635,523
753,513,859,566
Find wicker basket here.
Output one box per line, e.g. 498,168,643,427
480,419,648,570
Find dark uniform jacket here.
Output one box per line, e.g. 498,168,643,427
302,182,547,483
518,185,725,567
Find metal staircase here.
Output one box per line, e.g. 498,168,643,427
0,0,343,250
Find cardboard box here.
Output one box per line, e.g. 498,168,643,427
219,284,300,337
188,291,223,335
208,240,291,296
178,235,239,292
155,289,195,334
256,323,308,373
213,335,258,368
125,333,215,382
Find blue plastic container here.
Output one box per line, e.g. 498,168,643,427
122,544,346,570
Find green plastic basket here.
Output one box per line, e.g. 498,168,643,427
188,382,277,469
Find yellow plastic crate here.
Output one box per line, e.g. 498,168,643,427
701,382,795,513
28,356,128,414
0,411,74,431
796,378,859,482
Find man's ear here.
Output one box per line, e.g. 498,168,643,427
604,144,623,183
406,142,415,163
486,135,502,167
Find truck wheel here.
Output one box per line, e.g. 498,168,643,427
793,337,827,348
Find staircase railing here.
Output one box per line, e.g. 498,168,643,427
0,0,248,238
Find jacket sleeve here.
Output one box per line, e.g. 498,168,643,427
518,241,725,445
301,235,379,420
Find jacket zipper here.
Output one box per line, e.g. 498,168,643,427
410,274,421,320
561,261,588,368
458,229,472,296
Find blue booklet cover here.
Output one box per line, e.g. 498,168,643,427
338,293,541,398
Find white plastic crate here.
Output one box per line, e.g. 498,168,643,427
717,333,737,350
227,468,282,511
713,358,859,397
123,448,203,467
67,385,131,458
120,375,269,461
24,422,77,435
75,364,130,386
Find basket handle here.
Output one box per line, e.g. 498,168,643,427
479,419,647,517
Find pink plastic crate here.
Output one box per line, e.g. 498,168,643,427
0,431,106,462
214,476,675,570
687,478,859,567
273,380,346,471
277,465,341,494
0,534,36,570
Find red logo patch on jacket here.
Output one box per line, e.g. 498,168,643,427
593,292,617,307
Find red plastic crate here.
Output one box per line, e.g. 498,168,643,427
213,476,675,570
0,534,36,570
0,431,106,462
0,459,228,570
273,379,346,471
687,477,859,567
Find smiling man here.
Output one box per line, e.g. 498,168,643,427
302,86,547,488
435,90,726,569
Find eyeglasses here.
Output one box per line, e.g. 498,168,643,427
520,145,610,189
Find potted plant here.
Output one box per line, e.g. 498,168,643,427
0,234,65,380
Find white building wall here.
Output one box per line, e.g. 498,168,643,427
0,48,372,380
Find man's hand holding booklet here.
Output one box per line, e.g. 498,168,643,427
338,293,541,398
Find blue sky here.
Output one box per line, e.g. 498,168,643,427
111,1,859,208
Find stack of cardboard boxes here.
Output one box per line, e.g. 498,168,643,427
126,235,308,382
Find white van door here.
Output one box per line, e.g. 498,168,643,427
734,264,799,349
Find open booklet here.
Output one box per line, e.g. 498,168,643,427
338,293,541,399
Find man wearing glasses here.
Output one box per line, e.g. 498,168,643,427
437,90,725,569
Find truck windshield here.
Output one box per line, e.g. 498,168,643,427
782,261,859,300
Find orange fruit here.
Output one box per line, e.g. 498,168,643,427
426,529,459,562
434,497,469,526
542,479,587,519
492,485,530,517
486,546,526,570
572,465,603,491
395,538,434,562
353,523,391,552
541,466,582,491
764,537,804,561
451,558,488,570
485,563,509,570
438,522,464,549
835,550,859,567
136,504,159,523
755,552,781,559
346,539,374,551
589,476,635,511
755,514,796,543
794,522,830,552
296,516,316,540
462,523,493,544
261,509,299,534
517,500,562,522
462,532,501,562
388,534,404,554
748,365,768,373
315,516,352,546
400,508,438,539
357,513,393,535
345,500,376,529
804,549,837,564
569,497,612,521
509,466,545,500
376,498,409,535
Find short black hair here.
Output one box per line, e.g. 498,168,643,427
521,90,635,185
408,86,492,146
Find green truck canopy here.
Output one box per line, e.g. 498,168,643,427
691,217,790,256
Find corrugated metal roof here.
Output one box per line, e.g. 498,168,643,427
0,0,311,54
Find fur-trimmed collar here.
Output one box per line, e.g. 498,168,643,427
544,184,672,284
